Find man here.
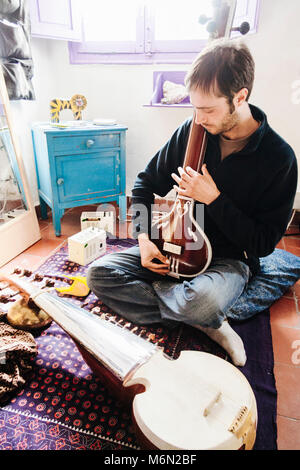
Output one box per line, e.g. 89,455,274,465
87,40,297,366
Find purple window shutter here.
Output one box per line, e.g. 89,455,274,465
29,0,82,41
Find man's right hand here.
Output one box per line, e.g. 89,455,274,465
138,233,170,275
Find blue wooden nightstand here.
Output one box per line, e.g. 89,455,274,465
31,122,127,236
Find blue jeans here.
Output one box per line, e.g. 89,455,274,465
87,246,250,329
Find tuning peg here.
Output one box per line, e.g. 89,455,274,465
0,291,20,303
91,306,101,314
32,273,44,282
231,21,250,35
41,280,55,289
206,20,218,34
146,333,156,342
198,14,211,25
12,268,22,275
23,270,32,277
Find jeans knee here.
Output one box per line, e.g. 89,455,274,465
86,262,116,290
86,265,101,290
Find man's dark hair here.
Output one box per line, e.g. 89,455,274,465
185,39,255,106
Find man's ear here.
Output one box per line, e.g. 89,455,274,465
235,88,249,107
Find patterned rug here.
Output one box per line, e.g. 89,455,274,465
0,239,277,450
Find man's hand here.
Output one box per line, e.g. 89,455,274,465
138,233,170,275
171,164,220,205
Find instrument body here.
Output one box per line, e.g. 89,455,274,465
151,117,212,279
1,274,257,450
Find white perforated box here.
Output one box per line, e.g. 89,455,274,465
68,227,106,266
81,211,115,234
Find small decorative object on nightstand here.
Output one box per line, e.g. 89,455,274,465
31,122,127,236
50,94,87,122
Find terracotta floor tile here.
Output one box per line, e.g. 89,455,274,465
40,219,80,239
270,297,300,328
274,363,300,419
24,238,66,258
271,323,300,365
277,415,300,450
284,236,300,248
0,253,44,275
292,280,300,300
276,240,285,250
284,242,300,257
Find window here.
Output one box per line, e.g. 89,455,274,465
69,0,260,65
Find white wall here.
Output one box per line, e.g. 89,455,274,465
9,0,300,206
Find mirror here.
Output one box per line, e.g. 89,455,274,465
0,66,40,267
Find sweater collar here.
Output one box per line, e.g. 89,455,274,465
206,104,268,154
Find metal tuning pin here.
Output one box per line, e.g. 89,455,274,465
32,273,44,283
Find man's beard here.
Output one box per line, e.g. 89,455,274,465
209,108,240,137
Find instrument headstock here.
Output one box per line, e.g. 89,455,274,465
199,0,250,40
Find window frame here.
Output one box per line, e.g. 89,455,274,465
68,0,260,65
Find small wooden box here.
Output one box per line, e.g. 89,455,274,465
68,227,106,266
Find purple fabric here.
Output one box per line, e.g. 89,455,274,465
0,238,277,450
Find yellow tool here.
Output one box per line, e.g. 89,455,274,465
55,275,90,297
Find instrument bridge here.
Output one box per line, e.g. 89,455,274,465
163,241,182,255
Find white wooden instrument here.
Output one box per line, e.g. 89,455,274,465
1,273,257,450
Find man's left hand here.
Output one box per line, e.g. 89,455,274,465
171,164,221,205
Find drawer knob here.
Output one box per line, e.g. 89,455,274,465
57,178,64,185
86,139,95,148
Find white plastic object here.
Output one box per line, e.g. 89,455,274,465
92,118,117,126
68,227,106,266
81,211,115,234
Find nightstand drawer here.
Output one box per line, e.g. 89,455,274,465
52,132,120,153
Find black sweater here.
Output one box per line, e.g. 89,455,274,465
131,105,298,274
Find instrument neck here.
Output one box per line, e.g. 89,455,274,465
183,115,207,173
